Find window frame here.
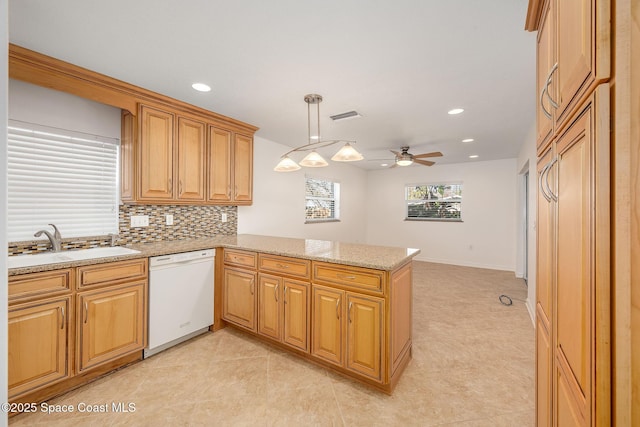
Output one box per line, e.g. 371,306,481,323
304,175,341,224
404,182,463,222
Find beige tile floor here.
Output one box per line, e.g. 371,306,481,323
10,261,534,426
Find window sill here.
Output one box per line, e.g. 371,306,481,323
404,218,463,223
305,219,341,224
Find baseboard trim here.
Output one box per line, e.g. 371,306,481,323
412,255,515,273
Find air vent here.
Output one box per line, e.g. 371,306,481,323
329,111,361,121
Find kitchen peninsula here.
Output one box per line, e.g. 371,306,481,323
7,235,418,404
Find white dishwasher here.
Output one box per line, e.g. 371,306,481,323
144,249,214,358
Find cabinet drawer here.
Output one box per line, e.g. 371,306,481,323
258,254,310,279
9,269,73,302
312,262,384,294
77,259,148,289
224,249,257,269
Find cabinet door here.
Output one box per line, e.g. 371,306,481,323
311,285,343,366
554,99,593,423
233,133,253,203
258,274,281,340
8,297,71,399
283,279,309,352
536,0,554,149
139,105,174,200
537,147,555,321
536,310,552,427
346,294,384,382
208,126,232,202
222,267,256,331
77,282,146,372
177,117,206,201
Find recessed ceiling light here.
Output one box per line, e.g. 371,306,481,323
381,163,389,167
462,138,475,143
191,83,211,92
469,155,479,159
448,108,464,115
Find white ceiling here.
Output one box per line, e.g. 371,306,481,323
9,0,536,169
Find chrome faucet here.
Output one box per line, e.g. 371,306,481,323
34,223,63,252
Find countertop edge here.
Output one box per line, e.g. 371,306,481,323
8,236,421,276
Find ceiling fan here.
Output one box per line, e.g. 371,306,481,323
389,146,443,167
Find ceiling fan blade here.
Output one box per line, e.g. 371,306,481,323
389,163,398,169
389,150,400,156
414,159,435,166
413,151,443,159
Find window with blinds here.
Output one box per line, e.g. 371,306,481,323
305,176,340,222
405,183,463,221
8,120,120,242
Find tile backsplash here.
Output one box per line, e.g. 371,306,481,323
9,204,237,256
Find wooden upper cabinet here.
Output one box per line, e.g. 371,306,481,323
233,134,253,203
533,0,610,141
139,105,174,200
208,126,233,202
536,0,554,150
177,117,206,201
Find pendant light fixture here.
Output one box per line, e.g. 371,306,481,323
274,94,364,172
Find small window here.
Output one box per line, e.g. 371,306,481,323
405,183,463,221
305,176,340,223
7,120,120,242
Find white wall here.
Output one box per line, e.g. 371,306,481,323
1,1,9,425
365,159,518,271
9,79,121,138
237,136,368,243
517,124,538,322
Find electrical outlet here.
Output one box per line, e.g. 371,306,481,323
166,214,174,225
221,213,228,223
130,215,149,227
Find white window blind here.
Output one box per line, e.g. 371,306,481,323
8,120,120,242
305,176,340,222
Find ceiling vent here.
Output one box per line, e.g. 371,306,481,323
330,111,361,121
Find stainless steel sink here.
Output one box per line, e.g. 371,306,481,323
8,246,141,269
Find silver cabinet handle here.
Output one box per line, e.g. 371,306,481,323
284,286,288,304
83,301,88,324
250,278,255,295
168,178,172,192
337,274,356,280
274,284,279,302
227,185,231,198
60,306,65,330
276,263,289,269
336,299,340,319
179,180,183,195
234,185,238,198
545,158,558,202
348,302,353,323
540,86,552,119
545,63,559,109
539,163,552,202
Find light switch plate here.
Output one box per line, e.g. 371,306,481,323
221,213,228,223
166,214,174,225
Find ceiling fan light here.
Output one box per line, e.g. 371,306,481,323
331,143,364,162
299,151,328,167
274,156,301,172
396,158,413,166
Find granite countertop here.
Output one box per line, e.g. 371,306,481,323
8,234,420,276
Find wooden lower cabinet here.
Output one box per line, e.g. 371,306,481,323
258,274,310,352
77,282,146,372
222,267,257,331
8,296,71,399
536,306,552,426
311,285,385,382
312,285,344,366
346,294,384,381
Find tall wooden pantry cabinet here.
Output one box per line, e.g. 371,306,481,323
526,0,611,425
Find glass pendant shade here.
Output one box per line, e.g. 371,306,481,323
331,142,364,162
274,156,301,172
299,150,328,167
396,158,413,166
